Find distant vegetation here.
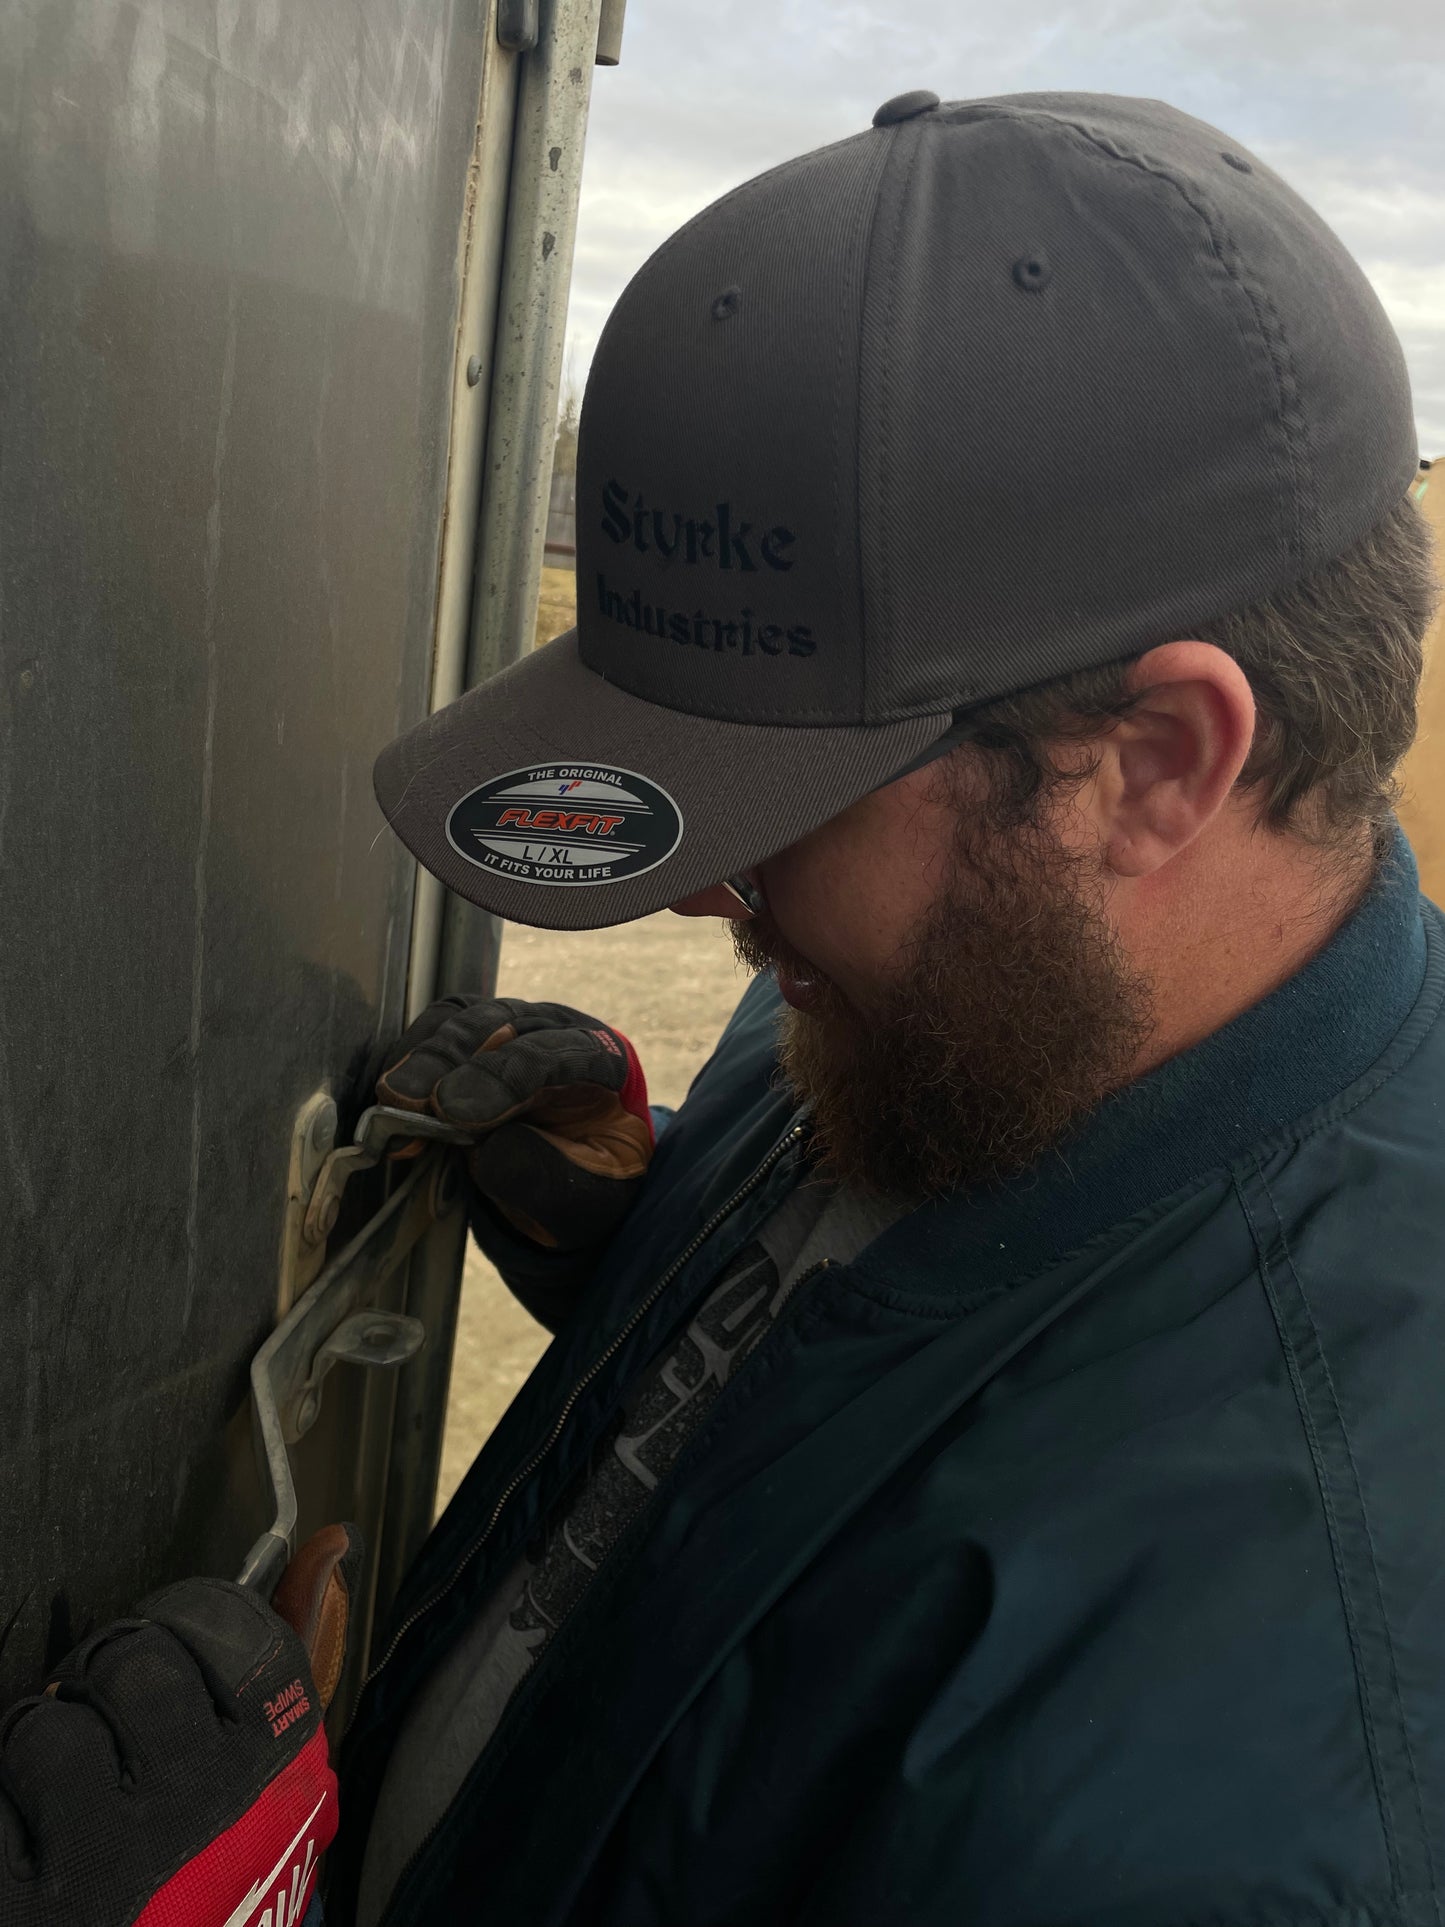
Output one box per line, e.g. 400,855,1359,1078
553,366,580,481
535,566,578,649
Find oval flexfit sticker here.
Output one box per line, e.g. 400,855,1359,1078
446,764,684,888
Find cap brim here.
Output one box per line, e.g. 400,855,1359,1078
373,631,953,931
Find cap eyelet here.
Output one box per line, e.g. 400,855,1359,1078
1012,253,1052,293
1221,151,1253,173
711,286,742,322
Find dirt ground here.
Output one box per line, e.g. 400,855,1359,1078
435,908,748,1511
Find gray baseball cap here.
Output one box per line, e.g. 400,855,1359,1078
375,89,1417,931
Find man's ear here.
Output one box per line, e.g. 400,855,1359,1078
1091,641,1257,878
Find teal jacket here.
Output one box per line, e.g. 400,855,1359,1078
335,843,1445,1926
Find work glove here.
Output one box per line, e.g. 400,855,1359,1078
0,1524,360,1927
377,995,655,1254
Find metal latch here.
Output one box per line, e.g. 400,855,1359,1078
278,1096,470,1314
240,1104,470,1596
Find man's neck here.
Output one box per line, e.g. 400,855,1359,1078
1123,820,1379,1077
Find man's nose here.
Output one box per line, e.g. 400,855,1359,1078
669,876,761,919
669,883,750,919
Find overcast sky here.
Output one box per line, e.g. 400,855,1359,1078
567,0,1444,453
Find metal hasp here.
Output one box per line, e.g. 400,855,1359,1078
278,1099,472,1313
241,1108,470,1599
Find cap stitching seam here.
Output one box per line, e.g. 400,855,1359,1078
851,137,900,726
1043,114,1311,571
872,128,926,719
401,696,951,743
833,160,865,717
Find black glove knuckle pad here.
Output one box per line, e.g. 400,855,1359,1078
432,1057,515,1128
431,1013,627,1127
380,996,513,1102
3,1698,124,1830
0,1578,321,1919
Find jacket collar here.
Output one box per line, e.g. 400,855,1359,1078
849,830,1428,1307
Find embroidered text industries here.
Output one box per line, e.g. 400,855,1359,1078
595,572,815,657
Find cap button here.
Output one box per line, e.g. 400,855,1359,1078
873,89,940,128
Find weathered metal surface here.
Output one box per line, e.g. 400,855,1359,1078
0,0,503,1700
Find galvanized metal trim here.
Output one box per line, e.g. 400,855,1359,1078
435,0,605,997
468,0,604,692
404,13,525,1025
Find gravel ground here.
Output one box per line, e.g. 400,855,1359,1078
435,909,748,1512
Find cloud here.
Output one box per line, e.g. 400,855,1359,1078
569,0,1445,449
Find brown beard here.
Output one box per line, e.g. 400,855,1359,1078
731,807,1152,1200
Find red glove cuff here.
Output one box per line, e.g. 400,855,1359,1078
610,1027,653,1148
134,1725,336,1927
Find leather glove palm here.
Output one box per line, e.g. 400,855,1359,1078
377,995,655,1252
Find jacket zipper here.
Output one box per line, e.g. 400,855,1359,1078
358,1119,809,1717
370,1134,822,1926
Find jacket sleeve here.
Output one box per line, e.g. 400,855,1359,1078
468,1103,677,1331
466,1194,604,1332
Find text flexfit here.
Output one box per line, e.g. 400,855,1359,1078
600,479,796,574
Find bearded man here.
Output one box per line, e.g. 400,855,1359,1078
4,91,1442,1927
333,88,1445,1927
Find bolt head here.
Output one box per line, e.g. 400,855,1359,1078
466,355,483,387
319,1196,340,1236
295,1391,319,1432
309,1105,337,1156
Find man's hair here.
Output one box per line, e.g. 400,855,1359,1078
960,493,1440,850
